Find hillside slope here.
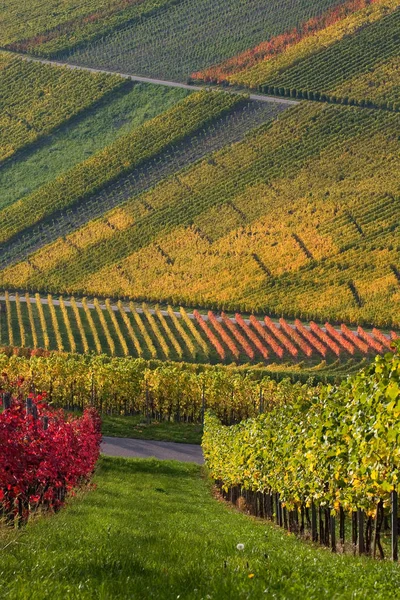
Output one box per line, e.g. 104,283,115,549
2,102,398,327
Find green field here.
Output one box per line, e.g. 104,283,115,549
1,457,400,599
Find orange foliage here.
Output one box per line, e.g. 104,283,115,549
192,0,379,83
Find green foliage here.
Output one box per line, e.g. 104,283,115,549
0,82,189,210
203,343,400,513
0,55,123,162
0,347,358,419
0,90,241,245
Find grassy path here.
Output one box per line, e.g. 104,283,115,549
1,457,400,599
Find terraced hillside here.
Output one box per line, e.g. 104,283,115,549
2,102,398,329
0,0,399,372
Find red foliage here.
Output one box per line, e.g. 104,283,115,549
372,328,394,350
221,313,255,360
193,310,225,360
341,324,369,354
0,393,101,524
309,322,341,357
279,318,313,357
357,326,384,354
295,319,327,358
249,316,284,358
324,323,355,355
264,316,298,357
235,314,269,360
208,311,240,359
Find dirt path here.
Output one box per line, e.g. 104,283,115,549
18,54,299,106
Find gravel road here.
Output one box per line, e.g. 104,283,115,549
101,436,204,464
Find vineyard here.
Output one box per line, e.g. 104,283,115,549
192,0,400,111
0,293,396,369
0,99,286,269
2,102,398,329
41,0,342,80
0,53,124,163
203,344,400,558
0,81,190,211
259,5,400,110
1,0,400,594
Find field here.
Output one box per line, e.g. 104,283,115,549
1,0,400,593
0,81,190,210
0,53,123,162
0,98,286,269
1,0,174,52
193,0,400,111
3,0,342,78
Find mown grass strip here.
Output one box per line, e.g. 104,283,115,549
1,456,400,599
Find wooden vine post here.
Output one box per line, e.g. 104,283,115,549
201,382,206,424
358,508,365,555
311,500,318,542
330,512,336,552
392,489,398,561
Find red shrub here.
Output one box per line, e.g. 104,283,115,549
0,393,101,524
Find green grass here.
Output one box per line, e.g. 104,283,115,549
101,414,203,444
2,456,400,599
0,82,189,210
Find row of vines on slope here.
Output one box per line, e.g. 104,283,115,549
0,293,397,364
0,55,123,163
0,90,242,246
192,0,400,111
192,0,387,83
203,344,400,558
